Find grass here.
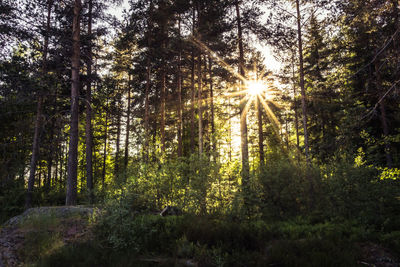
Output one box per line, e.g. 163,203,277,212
35,215,375,267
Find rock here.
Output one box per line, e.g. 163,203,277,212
0,206,97,266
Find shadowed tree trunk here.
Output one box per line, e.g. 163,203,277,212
257,97,264,167
198,54,203,155
291,52,300,149
115,89,121,178
208,56,216,157
160,1,167,154
85,0,94,203
235,0,250,193
66,0,82,206
102,99,109,189
190,7,196,154
26,0,53,209
375,55,393,167
296,0,310,162
197,2,203,156
144,1,153,161
177,17,183,157
124,74,132,179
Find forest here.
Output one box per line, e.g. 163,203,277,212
0,0,399,266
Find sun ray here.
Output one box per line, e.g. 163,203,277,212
240,95,255,122
258,94,281,134
191,37,246,84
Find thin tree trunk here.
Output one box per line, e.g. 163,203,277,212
198,54,203,155
144,0,153,160
375,57,393,167
190,7,196,153
115,91,121,178
257,97,264,167
85,0,94,203
177,17,183,157
203,55,210,153
102,100,109,189
66,0,81,206
46,154,52,190
235,1,250,191
296,0,310,162
160,5,167,154
124,74,131,178
197,3,203,156
26,97,43,208
26,0,53,209
208,57,216,156
291,53,300,149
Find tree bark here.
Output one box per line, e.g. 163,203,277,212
291,52,300,149
296,0,310,162
144,0,153,160
257,97,265,166
124,74,131,178
26,0,53,209
190,7,196,154
115,90,121,178
102,99,109,189
177,17,183,157
235,1,250,190
85,0,94,203
26,97,43,208
66,0,81,206
208,57,216,156
160,2,167,154
197,3,203,156
375,57,393,167
198,54,203,155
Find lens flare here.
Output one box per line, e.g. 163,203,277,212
247,80,265,96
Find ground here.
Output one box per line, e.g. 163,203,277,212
0,207,398,267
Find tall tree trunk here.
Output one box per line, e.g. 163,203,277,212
190,7,196,153
208,57,216,156
197,4,203,156
235,1,250,192
198,54,203,155
102,100,109,189
375,57,393,167
144,0,153,160
85,0,94,203
296,0,310,162
115,91,121,178
257,97,265,167
291,52,300,149
203,55,210,153
66,0,81,206
26,97,43,208
124,74,131,178
160,5,167,154
26,0,53,209
177,17,183,157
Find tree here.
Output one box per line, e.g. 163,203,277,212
66,0,82,206
26,0,53,208
85,0,94,203
295,0,310,162
235,0,250,195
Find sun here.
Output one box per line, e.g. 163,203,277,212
246,80,265,96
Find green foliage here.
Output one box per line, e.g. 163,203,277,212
42,209,373,267
258,159,319,218
0,179,25,224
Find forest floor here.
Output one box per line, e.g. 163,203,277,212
0,206,399,267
